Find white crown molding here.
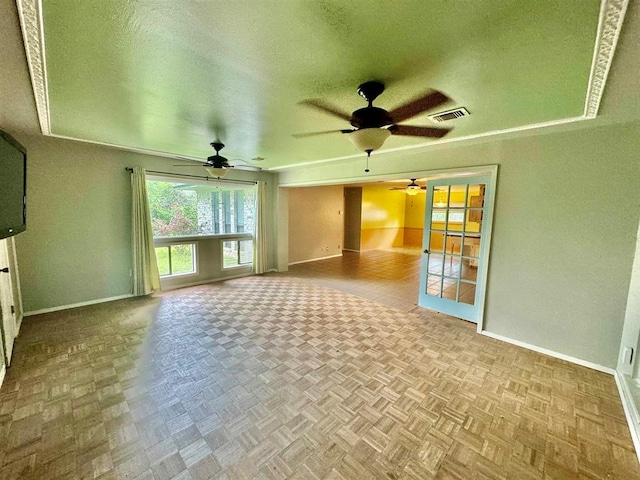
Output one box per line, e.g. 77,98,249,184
270,115,587,172
16,0,50,135
584,0,629,118
16,0,628,166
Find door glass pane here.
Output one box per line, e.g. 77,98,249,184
433,187,448,208
462,235,481,258
430,232,445,253
447,185,466,208
442,278,458,300
466,210,483,232
459,282,476,305
467,184,485,207
428,254,444,274
427,275,442,296
444,234,462,255
431,209,447,230
461,260,478,282
443,255,460,278
447,210,464,231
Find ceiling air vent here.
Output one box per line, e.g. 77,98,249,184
427,107,470,123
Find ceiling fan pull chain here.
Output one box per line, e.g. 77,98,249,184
364,149,371,173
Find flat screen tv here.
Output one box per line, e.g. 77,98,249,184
0,130,27,240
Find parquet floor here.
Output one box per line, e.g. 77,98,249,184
0,270,638,478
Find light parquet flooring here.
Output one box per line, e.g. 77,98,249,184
0,274,638,479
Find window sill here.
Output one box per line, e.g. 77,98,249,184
222,264,253,271
159,271,198,279
155,233,253,243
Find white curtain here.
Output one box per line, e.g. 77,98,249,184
253,181,268,274
131,167,160,295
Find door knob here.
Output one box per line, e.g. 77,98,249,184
423,249,430,254
0,267,8,273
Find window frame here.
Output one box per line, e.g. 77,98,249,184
146,176,256,239
154,240,198,278
222,237,254,270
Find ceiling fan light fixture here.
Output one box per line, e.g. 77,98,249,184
205,167,229,177
406,185,421,196
348,127,391,152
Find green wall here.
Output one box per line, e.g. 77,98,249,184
278,120,640,368
12,134,277,313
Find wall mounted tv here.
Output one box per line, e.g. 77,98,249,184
0,130,27,240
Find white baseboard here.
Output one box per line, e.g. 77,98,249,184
289,254,343,266
24,294,134,317
480,330,615,375
0,364,5,391
615,372,640,462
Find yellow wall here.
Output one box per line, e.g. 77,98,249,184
360,187,406,250
404,193,426,246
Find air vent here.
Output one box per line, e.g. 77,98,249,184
428,107,470,123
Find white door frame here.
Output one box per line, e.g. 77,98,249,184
0,238,18,366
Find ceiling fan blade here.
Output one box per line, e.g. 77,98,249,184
292,129,354,138
172,164,206,167
388,90,450,123
390,124,451,138
299,99,352,121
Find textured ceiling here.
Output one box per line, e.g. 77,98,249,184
39,0,601,169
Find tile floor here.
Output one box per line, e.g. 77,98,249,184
0,251,638,479
286,249,424,313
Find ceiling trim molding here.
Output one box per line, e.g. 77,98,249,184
48,133,204,162
584,0,629,118
16,0,50,135
270,115,586,171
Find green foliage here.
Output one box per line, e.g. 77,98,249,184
147,181,198,236
155,245,195,276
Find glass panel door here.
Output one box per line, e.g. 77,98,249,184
419,177,491,322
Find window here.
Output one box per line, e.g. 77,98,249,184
147,180,256,237
155,243,196,277
223,240,253,268
147,178,256,278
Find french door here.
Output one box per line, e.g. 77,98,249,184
418,175,494,323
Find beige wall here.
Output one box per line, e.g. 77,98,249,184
343,187,362,251
278,120,640,368
287,186,343,264
11,134,276,313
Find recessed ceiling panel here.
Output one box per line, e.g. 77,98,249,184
41,0,600,167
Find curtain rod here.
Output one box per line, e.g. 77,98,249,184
125,168,257,185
